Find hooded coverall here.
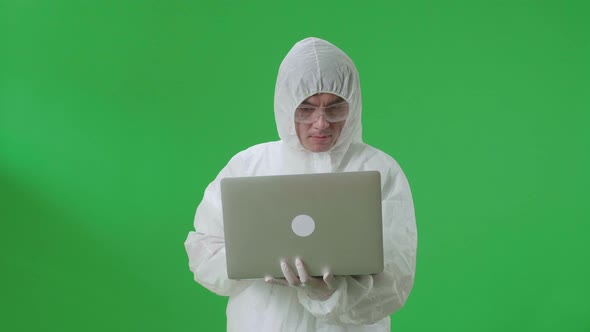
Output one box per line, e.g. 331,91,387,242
185,37,417,331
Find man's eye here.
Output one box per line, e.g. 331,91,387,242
326,106,343,115
297,107,315,114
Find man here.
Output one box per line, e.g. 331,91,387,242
185,37,417,331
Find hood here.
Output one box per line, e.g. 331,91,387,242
274,37,363,155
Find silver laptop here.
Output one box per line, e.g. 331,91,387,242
220,171,383,279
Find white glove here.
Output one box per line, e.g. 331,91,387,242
265,258,339,301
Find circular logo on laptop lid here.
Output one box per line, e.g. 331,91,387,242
291,215,315,237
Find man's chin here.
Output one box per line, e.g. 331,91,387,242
304,141,333,152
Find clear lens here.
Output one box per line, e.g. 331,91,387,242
294,102,349,124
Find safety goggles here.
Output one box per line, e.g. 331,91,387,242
294,101,350,124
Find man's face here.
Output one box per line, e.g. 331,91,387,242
294,93,347,153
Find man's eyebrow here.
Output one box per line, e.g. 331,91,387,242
326,97,346,106
299,97,346,107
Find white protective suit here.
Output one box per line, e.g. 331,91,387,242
185,37,417,331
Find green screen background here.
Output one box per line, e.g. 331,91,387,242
1,0,589,331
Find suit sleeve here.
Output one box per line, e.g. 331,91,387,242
297,165,417,324
184,154,252,296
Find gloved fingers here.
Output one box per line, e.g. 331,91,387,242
281,260,300,286
323,272,336,290
265,276,289,287
295,258,311,284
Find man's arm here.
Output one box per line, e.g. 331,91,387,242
184,156,251,296
296,166,417,324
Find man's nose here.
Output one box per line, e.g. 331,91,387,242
313,114,330,129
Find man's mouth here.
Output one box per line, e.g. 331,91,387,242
310,135,331,142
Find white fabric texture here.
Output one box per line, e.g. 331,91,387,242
184,37,417,331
